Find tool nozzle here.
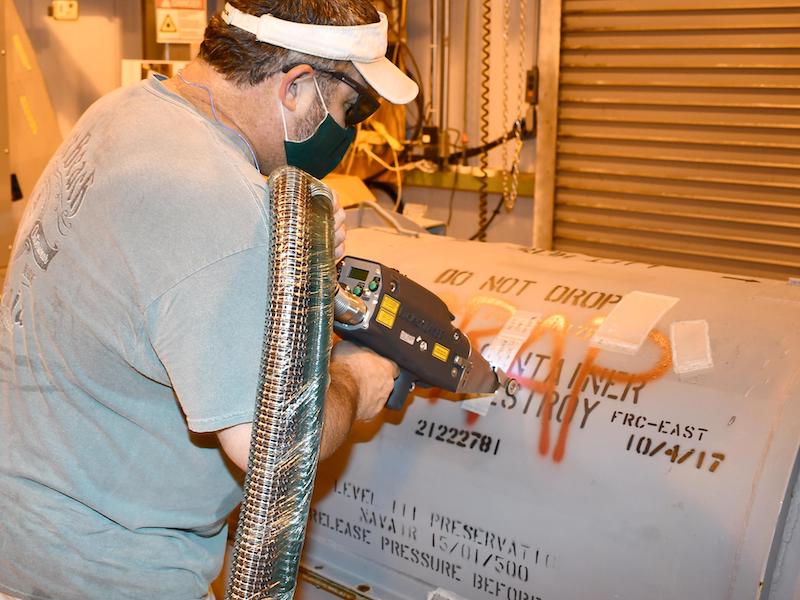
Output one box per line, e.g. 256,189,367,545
333,285,368,325
496,368,520,396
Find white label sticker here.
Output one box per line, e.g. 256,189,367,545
399,330,415,345
591,291,679,355
462,310,541,416
671,320,714,374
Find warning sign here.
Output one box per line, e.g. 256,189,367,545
159,15,177,33
155,0,207,45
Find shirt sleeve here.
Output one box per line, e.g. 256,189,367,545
144,245,271,433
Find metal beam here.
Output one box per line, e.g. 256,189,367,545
532,0,562,249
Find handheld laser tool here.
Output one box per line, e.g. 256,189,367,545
333,256,519,410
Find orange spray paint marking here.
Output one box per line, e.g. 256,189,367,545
426,387,443,405
553,348,599,463
456,297,516,426
551,328,673,463
549,315,601,462
529,315,568,457
458,296,516,337
447,293,674,461
456,311,567,453
465,411,481,426
455,301,673,461
490,314,570,456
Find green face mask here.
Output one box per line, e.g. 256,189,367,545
281,77,356,180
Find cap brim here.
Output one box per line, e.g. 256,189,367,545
352,57,419,105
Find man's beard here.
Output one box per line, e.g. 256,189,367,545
293,97,327,141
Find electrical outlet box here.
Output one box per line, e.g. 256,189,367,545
420,126,450,167
49,1,79,21
421,126,440,163
525,67,539,106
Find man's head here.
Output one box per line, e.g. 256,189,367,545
200,0,380,89
193,1,418,176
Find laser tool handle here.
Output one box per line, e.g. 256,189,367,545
386,369,417,411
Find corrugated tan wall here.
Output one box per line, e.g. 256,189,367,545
554,0,800,280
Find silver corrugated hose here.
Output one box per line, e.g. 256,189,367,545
225,166,335,600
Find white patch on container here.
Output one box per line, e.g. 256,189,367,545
428,588,470,600
399,330,415,345
462,310,540,416
671,320,714,374
789,277,800,287
591,291,679,355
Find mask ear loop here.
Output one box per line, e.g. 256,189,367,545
312,76,330,118
279,99,291,141
177,71,261,172
281,75,332,144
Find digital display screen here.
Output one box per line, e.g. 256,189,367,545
348,267,370,282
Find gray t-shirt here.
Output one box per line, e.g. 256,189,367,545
0,75,271,599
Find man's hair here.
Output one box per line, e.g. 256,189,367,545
200,0,380,87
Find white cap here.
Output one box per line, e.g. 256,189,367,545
221,2,419,105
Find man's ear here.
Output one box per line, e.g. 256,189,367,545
279,64,315,112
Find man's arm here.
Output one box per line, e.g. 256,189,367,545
217,342,397,470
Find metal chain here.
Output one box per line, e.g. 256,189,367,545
478,0,492,241
504,0,527,212
500,0,511,209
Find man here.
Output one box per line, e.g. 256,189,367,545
0,1,418,598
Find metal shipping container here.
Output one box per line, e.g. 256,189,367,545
300,226,800,600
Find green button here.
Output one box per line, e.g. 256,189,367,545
368,280,379,292
353,286,363,296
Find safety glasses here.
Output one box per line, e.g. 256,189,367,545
282,64,382,127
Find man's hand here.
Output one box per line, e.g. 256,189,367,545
332,341,399,421
331,190,346,261
318,341,399,459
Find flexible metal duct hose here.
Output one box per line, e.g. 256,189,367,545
226,166,335,600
